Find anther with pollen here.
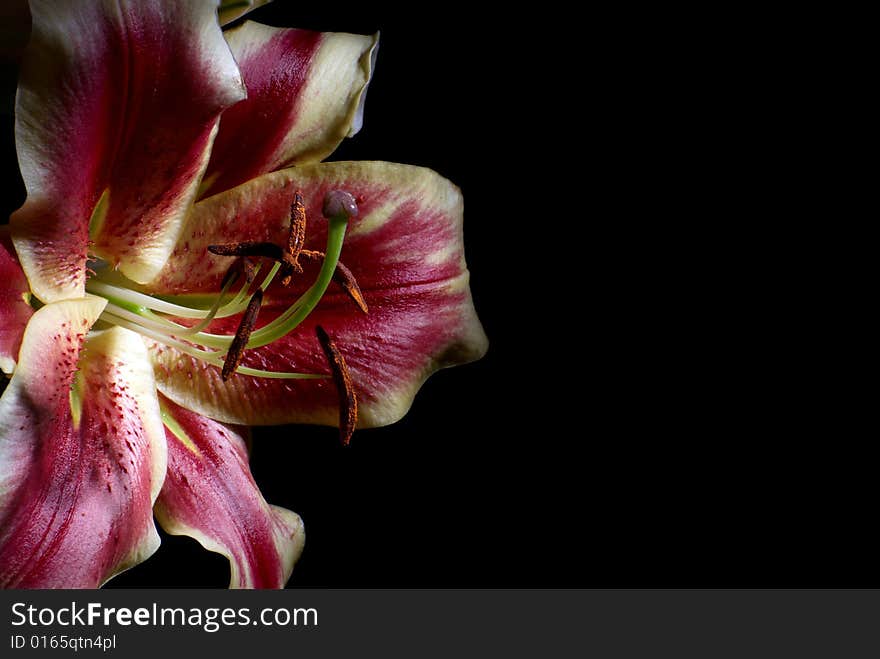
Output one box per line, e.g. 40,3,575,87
208,240,286,261
84,190,364,384
208,242,367,313
282,191,308,285
208,247,368,316
221,288,263,381
301,250,368,314
316,324,358,445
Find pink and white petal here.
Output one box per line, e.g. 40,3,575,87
146,161,488,428
218,0,272,26
0,299,167,588
200,23,378,197
150,281,484,429
10,0,245,303
0,228,33,374
154,395,304,589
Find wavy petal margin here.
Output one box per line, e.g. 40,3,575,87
200,22,378,197
0,228,32,374
11,0,245,303
0,299,166,588
155,395,304,588
146,161,488,427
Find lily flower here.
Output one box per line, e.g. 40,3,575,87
0,0,486,588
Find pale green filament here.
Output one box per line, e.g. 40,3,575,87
102,311,324,380
145,264,240,336
85,261,280,320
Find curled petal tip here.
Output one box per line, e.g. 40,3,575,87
322,190,358,220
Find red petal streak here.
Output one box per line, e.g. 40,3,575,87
146,162,488,427
201,23,377,197
0,300,166,588
10,0,245,302
0,228,33,374
155,396,304,589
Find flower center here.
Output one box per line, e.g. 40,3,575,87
83,190,362,384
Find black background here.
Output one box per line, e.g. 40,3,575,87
1,3,873,589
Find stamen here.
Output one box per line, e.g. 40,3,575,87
101,308,324,380
94,258,264,344
301,250,368,314
139,189,357,356
84,209,352,384
206,190,357,350
281,191,308,285
216,260,278,320
316,325,357,446
85,276,257,320
173,258,241,336
173,259,250,335
210,240,301,286
333,260,368,314
222,289,263,381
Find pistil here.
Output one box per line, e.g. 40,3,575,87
205,190,360,350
